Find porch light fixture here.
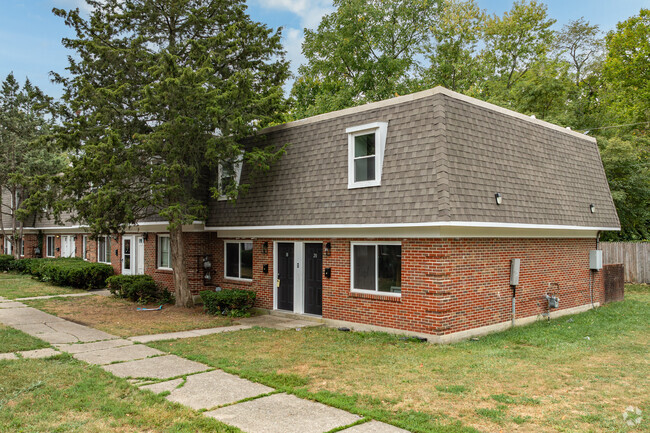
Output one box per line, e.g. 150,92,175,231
325,242,331,257
203,255,212,269
495,193,502,205
590,204,596,213
262,241,268,255
263,264,269,273
143,232,149,241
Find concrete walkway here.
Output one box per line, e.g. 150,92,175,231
0,300,408,433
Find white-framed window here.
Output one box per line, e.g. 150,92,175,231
224,240,253,280
46,235,55,258
97,236,111,263
217,155,244,201
82,235,88,260
346,122,388,189
157,235,172,269
4,236,12,255
350,242,402,296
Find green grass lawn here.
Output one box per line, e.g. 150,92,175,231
0,273,83,299
0,324,50,353
149,285,650,433
0,355,240,432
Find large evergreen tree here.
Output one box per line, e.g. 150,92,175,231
54,0,290,306
0,73,63,259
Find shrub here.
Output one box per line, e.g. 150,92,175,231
200,288,256,317
24,258,114,290
0,255,15,271
107,275,172,304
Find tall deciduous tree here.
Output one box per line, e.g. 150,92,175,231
603,8,650,132
291,0,440,119
0,73,63,259
481,0,555,90
557,17,602,86
54,0,290,306
424,0,485,92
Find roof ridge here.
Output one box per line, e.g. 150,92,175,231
258,87,596,143
432,96,451,220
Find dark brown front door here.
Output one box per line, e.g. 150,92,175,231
304,243,323,315
277,242,294,311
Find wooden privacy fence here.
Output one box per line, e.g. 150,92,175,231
601,242,650,284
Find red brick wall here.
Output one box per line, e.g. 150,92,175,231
207,237,603,336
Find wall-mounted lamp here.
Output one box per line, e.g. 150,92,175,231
325,242,331,257
115,249,119,257
495,193,502,205
203,255,212,269
262,241,268,255
590,204,596,213
263,264,269,273
143,232,149,241
324,268,331,278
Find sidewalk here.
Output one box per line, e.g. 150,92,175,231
0,297,408,433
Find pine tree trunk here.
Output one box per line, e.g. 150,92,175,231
170,224,193,307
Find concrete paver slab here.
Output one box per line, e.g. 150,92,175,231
19,348,60,359
339,421,411,433
128,325,252,343
0,352,18,360
0,301,26,309
73,344,163,365
102,355,209,379
205,393,361,433
165,370,273,410
139,378,184,394
238,315,323,330
0,307,65,325
46,321,117,343
55,339,133,354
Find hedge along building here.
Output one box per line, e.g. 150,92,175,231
1,87,620,342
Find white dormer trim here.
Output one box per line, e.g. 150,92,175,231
217,154,244,201
346,121,388,189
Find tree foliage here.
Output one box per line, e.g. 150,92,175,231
603,9,650,131
54,0,290,306
0,73,64,258
291,0,441,119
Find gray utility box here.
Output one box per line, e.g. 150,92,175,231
589,250,603,270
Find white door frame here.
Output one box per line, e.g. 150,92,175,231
273,241,306,314
61,235,76,258
122,235,134,275
136,236,145,275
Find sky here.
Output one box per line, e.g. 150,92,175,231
0,0,647,100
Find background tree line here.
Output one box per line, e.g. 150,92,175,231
0,0,647,306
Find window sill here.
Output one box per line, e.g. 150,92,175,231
224,276,253,283
156,267,173,273
347,181,381,190
349,291,402,302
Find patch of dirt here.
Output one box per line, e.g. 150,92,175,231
26,295,233,337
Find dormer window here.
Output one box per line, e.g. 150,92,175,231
346,122,388,189
218,155,244,201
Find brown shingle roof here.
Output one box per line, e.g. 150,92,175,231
207,87,618,230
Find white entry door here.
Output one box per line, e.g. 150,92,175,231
122,236,133,275
136,236,145,275
61,236,76,258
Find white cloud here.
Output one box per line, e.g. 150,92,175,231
262,0,333,30
256,0,334,92
51,0,94,13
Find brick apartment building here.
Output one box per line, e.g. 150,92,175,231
1,87,620,342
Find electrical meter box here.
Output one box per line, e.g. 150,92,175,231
589,250,603,270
